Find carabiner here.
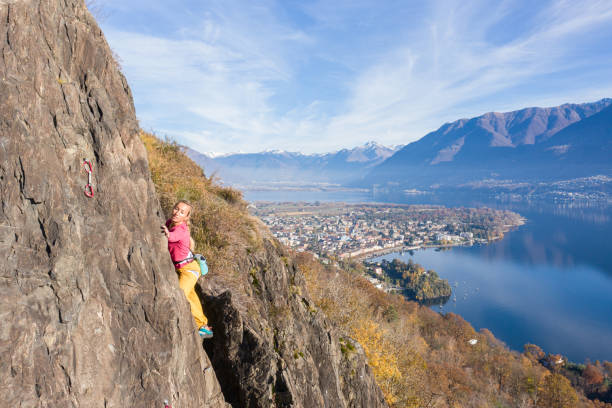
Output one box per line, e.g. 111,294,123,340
82,159,94,198
84,183,94,198
82,159,93,174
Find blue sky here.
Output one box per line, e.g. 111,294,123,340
95,0,612,154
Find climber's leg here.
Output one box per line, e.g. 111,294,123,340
177,261,207,328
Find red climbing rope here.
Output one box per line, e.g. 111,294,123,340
82,159,94,198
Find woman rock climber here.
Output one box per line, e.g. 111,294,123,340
162,200,213,338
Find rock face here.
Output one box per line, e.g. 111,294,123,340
200,238,387,408
0,1,226,406
0,1,388,407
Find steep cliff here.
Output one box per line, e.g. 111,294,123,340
144,134,388,407
0,1,387,407
0,1,226,406
202,240,385,408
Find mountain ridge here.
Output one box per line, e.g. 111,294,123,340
363,98,612,188
187,99,611,190
187,141,400,186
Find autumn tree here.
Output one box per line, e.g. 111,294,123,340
584,364,604,386
351,320,403,405
524,343,545,363
537,373,579,408
489,348,514,392
583,363,605,396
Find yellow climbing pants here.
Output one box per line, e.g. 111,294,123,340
177,260,207,328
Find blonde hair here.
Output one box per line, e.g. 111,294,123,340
176,199,193,216
172,200,193,227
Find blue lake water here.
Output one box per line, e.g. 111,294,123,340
245,190,612,363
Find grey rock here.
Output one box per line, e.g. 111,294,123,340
0,1,388,407
200,239,387,408
0,1,226,406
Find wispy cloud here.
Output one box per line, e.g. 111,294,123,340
104,0,319,154
326,0,612,147
101,0,612,153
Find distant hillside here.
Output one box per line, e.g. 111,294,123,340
539,102,612,165
187,142,399,187
363,99,612,189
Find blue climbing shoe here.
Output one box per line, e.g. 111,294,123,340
198,326,213,338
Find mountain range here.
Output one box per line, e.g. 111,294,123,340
364,98,612,188
186,141,399,186
188,98,612,191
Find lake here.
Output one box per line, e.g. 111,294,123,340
244,189,612,363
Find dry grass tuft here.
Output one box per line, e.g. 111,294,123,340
140,131,263,293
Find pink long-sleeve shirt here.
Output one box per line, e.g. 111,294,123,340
165,220,191,265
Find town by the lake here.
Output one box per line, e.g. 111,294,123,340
252,201,525,259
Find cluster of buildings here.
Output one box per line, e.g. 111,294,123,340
256,204,496,259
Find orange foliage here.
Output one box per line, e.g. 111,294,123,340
352,320,403,405
584,364,604,386
537,373,579,408
294,250,597,408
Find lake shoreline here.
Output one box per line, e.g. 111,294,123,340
358,228,523,261
351,218,527,261
252,190,611,362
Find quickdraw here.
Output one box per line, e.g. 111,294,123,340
82,159,94,198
